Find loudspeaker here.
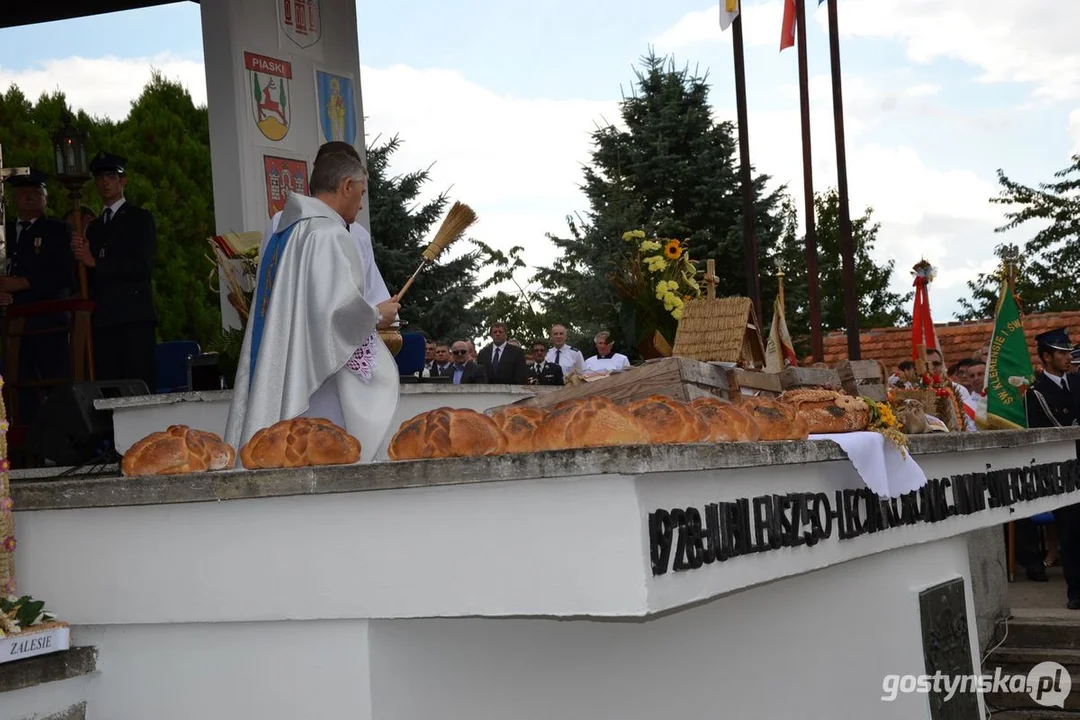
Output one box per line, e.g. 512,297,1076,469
27,380,149,466
187,352,222,391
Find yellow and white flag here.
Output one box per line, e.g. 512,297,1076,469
720,0,740,31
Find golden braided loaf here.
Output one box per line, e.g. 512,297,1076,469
240,417,361,469
488,406,547,454
734,396,810,440
779,389,870,434
388,407,508,460
626,394,709,444
122,425,236,477
533,396,649,451
688,397,761,442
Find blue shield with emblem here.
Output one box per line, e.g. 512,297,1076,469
315,70,356,145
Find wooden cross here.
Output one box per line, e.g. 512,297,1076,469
701,258,719,300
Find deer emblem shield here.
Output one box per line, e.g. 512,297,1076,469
245,51,292,142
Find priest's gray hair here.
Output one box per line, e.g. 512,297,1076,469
309,152,367,195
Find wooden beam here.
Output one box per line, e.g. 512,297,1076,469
0,0,195,29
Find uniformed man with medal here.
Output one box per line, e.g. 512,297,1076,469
1022,327,1080,608
70,152,158,391
2,168,76,422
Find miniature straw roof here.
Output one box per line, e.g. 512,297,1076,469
673,295,766,365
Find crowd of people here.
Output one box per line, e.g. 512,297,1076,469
415,323,632,386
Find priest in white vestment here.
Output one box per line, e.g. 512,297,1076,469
261,141,390,306
225,151,401,463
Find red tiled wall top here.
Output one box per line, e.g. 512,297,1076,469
822,311,1080,371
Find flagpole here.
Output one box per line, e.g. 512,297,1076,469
827,0,859,360
732,10,762,324
776,257,786,311
795,0,823,361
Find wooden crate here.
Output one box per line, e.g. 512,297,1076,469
835,359,887,402
505,357,736,411
733,367,842,398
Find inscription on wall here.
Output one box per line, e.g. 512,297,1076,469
649,459,1080,576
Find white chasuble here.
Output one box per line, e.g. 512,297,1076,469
225,193,399,463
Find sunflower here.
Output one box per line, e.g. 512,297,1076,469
663,240,683,260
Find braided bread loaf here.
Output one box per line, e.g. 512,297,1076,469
489,406,547,453
240,417,361,469
388,407,508,460
626,394,708,444
122,425,236,477
779,388,870,434
734,396,809,440
534,396,649,451
688,397,761,442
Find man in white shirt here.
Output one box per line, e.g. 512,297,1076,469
583,331,630,373
261,142,390,306
544,323,584,378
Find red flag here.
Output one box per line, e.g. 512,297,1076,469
910,261,939,360
780,0,797,51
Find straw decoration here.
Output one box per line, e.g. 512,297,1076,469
422,202,477,262
394,201,477,302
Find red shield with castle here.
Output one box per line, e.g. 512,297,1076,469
280,0,322,49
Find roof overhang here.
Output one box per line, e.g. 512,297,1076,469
0,0,197,30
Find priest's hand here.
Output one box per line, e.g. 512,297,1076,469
0,292,12,307
376,299,401,329
71,235,96,267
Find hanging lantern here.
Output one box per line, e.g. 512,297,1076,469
51,119,89,179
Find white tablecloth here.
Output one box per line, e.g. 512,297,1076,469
810,431,928,499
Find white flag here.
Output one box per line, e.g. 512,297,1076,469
720,0,740,31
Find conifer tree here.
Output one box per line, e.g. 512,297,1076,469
533,51,786,350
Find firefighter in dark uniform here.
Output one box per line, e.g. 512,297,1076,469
1019,328,1080,608
526,358,564,386
70,152,157,392
1,169,76,422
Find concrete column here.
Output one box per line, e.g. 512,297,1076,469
966,526,1009,655
200,0,370,329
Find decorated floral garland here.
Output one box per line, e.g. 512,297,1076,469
0,375,13,597
0,375,59,639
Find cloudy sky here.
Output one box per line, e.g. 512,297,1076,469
2,0,1077,321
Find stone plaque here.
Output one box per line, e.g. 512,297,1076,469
920,577,980,719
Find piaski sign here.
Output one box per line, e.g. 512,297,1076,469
650,459,1080,576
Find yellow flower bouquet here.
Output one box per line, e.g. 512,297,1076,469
610,230,702,355
863,397,910,457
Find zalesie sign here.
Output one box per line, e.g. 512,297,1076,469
649,459,1080,576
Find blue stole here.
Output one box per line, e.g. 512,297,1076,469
249,223,298,386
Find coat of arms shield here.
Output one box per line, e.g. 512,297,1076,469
245,51,292,142
315,70,356,145
280,0,322,49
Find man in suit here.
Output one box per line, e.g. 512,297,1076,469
448,340,487,384
71,152,157,392
2,169,76,423
1022,328,1080,606
477,322,526,384
428,342,452,378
